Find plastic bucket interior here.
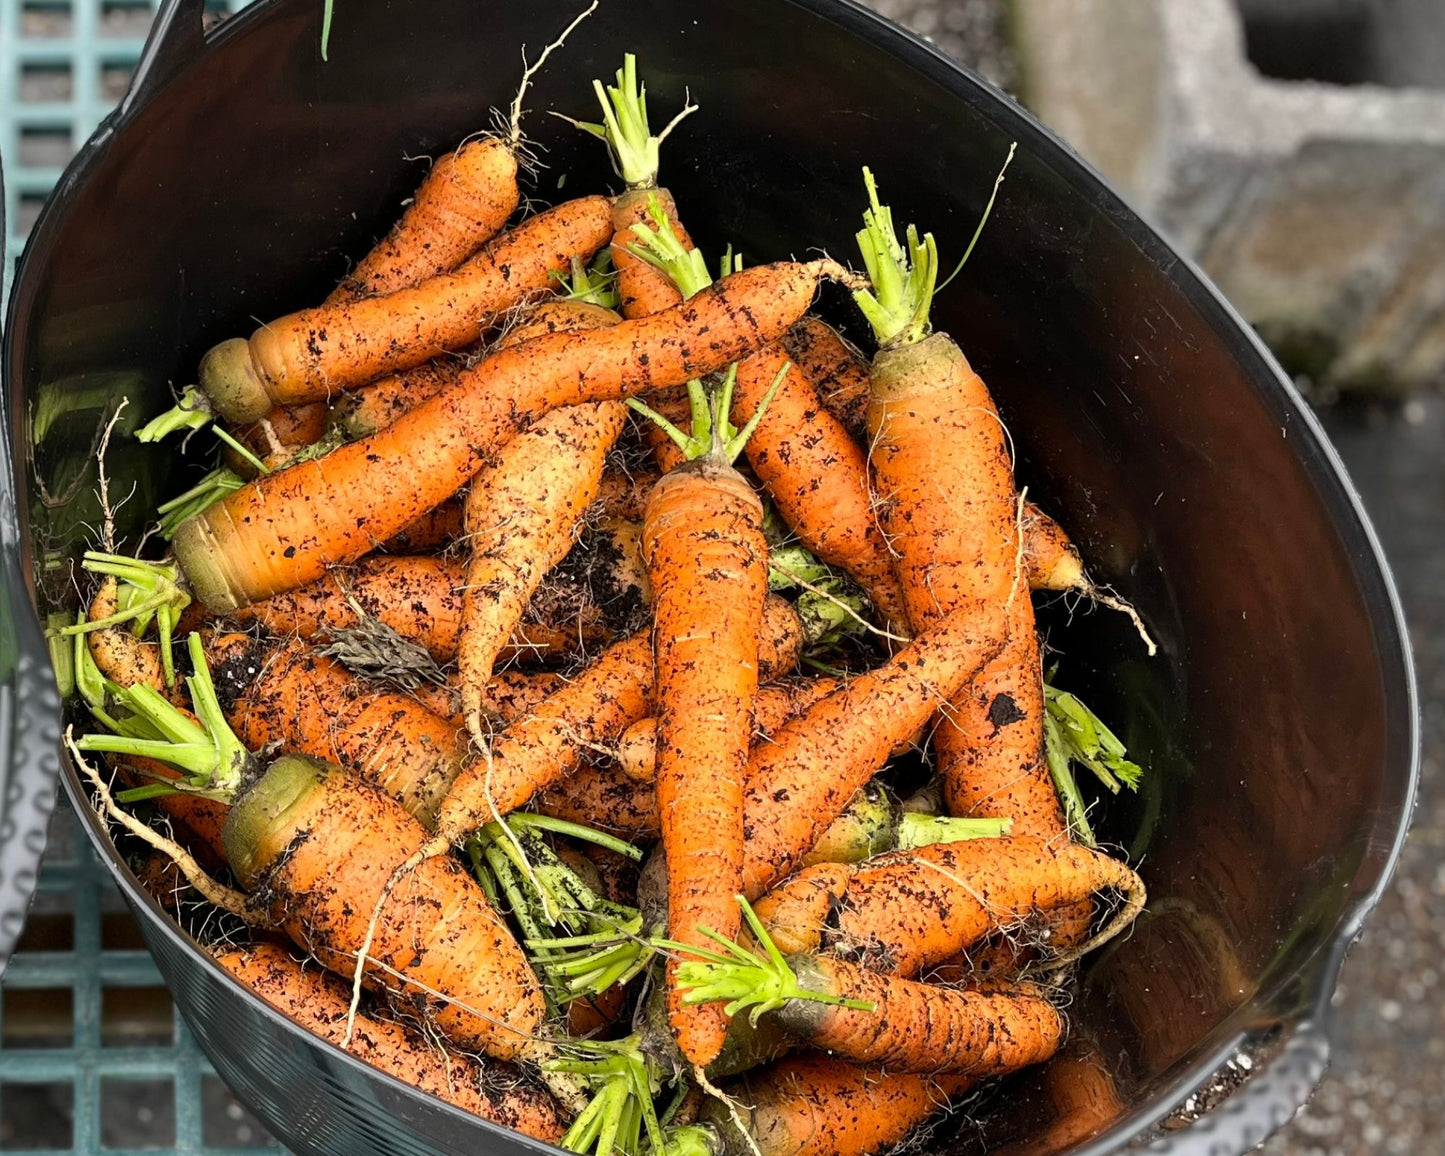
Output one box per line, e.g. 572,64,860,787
0,0,1418,1153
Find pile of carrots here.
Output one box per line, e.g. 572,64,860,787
52,34,1153,1156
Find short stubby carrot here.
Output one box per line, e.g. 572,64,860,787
646,460,770,1066
457,300,627,738
325,138,521,305
222,755,547,1063
740,600,1007,898
697,1054,977,1156
731,345,910,635
215,942,563,1141
206,633,465,827
173,259,837,613
196,196,614,423
753,835,1143,976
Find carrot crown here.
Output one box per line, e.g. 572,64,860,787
559,53,697,189
1043,672,1144,847
73,632,252,802
662,895,875,1025
556,251,621,308
853,147,1015,349
547,1034,667,1156
57,553,192,685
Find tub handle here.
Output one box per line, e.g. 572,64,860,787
1126,1018,1330,1155
118,0,210,120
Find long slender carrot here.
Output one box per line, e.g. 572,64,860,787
679,943,1062,1074
206,633,465,827
457,299,627,741
216,943,563,1141
753,834,1144,976
680,1054,976,1156
172,258,841,614
195,196,615,423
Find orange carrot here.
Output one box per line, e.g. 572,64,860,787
645,456,770,1066
410,671,565,732
457,300,627,740
739,600,1007,897
433,594,802,842
329,356,470,439
753,835,1144,976
781,315,872,441
173,258,838,613
325,138,521,305
216,942,563,1141
855,169,1063,840
682,948,1062,1074
380,498,464,553
690,1054,977,1156
195,196,614,423
206,634,465,827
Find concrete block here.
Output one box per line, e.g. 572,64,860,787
1013,0,1445,393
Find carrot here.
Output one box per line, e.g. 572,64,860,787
172,258,841,613
752,834,1145,976
535,763,662,841
206,634,466,827
457,298,627,742
216,943,563,1141
434,594,802,842
678,1054,977,1156
781,316,873,441
194,195,614,424
232,554,617,665
615,676,840,782
592,469,660,522
230,402,330,471
329,355,470,439
675,918,1063,1074
410,670,565,732
381,498,464,553
75,643,552,1067
738,599,1008,897
325,138,521,305
853,165,1063,842
987,1043,1125,1156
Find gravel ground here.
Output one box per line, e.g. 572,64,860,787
858,4,1442,1153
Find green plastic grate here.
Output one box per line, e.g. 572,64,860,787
3,6,280,1147
0,801,284,1153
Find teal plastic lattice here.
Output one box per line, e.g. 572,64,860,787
0,803,284,1153
1,9,280,1151
1,0,250,292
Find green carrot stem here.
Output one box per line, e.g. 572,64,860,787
626,194,711,296
851,167,937,349
134,386,213,443
894,813,1011,850
155,468,245,540
505,813,645,859
557,54,697,189
211,426,270,475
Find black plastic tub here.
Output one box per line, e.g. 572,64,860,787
0,0,1418,1153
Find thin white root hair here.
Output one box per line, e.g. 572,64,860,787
95,398,129,554
1034,863,1147,975
506,1,600,148
67,730,252,920
1088,586,1158,656
694,1064,763,1156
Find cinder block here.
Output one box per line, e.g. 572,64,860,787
1013,0,1445,393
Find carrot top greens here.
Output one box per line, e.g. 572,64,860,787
559,53,697,190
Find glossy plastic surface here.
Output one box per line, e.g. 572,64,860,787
1,0,1418,1153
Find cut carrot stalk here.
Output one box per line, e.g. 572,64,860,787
1043,672,1144,848
171,258,842,614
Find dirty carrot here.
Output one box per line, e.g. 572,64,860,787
752,834,1145,976
457,298,627,743
172,258,842,613
329,356,470,439
217,942,564,1141
205,633,466,827
193,195,614,424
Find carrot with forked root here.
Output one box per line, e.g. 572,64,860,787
172,257,844,614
